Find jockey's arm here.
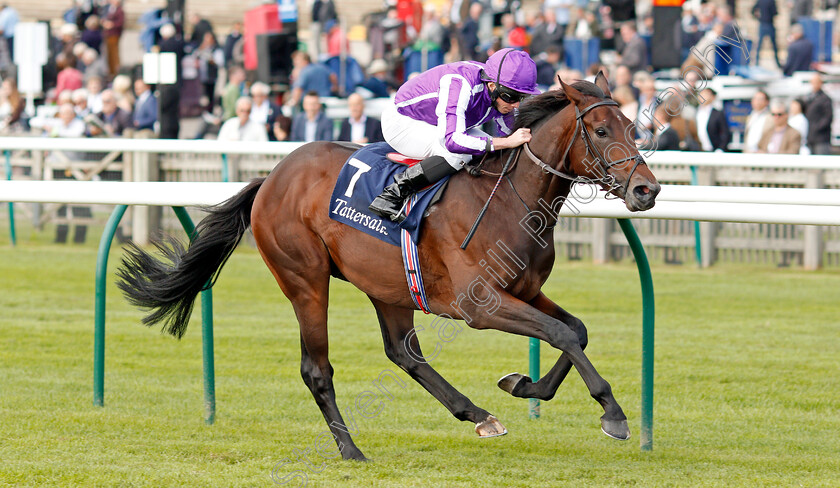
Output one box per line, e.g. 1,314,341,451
492,128,532,150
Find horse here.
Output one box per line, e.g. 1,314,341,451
117,73,660,461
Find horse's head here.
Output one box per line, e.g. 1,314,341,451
520,72,660,211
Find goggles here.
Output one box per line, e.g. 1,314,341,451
497,87,527,104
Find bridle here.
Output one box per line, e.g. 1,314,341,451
521,98,647,198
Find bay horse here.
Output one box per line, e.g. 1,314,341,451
118,73,660,461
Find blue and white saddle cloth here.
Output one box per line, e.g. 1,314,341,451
329,142,449,247
329,142,450,313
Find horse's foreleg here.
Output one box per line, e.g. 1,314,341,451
458,288,629,440
369,297,505,438
498,292,586,401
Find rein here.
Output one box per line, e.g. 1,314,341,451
460,97,649,249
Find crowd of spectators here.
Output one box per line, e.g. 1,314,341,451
0,0,835,156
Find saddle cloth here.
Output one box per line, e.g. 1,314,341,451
328,142,449,247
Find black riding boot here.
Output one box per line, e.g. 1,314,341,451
369,155,457,223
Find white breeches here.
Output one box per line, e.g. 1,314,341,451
380,103,489,170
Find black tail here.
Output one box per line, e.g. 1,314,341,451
117,178,265,338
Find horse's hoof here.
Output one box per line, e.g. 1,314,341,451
497,372,530,396
600,418,631,440
342,451,369,462
475,415,508,438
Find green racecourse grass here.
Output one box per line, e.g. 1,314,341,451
1,220,839,487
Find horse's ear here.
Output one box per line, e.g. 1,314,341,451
594,71,611,99
559,77,583,105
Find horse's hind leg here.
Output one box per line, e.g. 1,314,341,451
256,235,366,460
369,297,506,437
498,292,587,402
298,327,367,461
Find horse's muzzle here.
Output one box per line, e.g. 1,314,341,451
625,181,660,212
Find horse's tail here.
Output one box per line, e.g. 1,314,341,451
117,178,265,338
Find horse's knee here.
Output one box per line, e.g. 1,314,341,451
546,326,581,352
571,317,588,350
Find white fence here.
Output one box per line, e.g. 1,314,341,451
2,137,840,267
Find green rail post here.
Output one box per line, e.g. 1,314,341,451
690,166,702,266
221,154,229,183
617,219,655,451
172,206,216,425
94,205,128,406
529,337,540,419
4,150,15,246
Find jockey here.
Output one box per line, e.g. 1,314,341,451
368,48,541,223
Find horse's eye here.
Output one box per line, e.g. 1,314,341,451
595,128,607,137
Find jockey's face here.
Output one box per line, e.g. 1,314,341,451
488,82,523,114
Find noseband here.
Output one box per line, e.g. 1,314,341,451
522,99,646,197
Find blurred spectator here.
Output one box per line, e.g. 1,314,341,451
573,7,599,39
337,93,384,144
752,0,780,67
716,5,738,40
286,51,333,108
86,89,132,137
46,102,86,139
310,0,337,59
101,0,125,78
618,22,647,73
223,21,243,68
58,23,79,60
604,0,636,24
0,3,19,57
80,47,109,84
366,6,403,60
290,91,333,142
359,59,396,98
271,113,293,142
757,100,801,154
789,0,813,23
80,14,103,54
670,111,700,151
695,88,730,152
530,8,565,57
187,13,214,51
535,45,563,87
543,0,571,34
217,96,268,142
804,74,833,155
194,31,223,113
72,88,90,117
111,74,134,113
613,85,638,121
680,3,701,61
0,77,24,133
788,98,809,154
649,104,680,151
634,71,657,135
55,53,83,101
249,82,284,141
221,65,246,121
73,0,98,31
459,2,481,61
613,64,638,98
743,90,771,153
132,79,157,132
500,13,528,50
157,22,184,140
783,23,814,76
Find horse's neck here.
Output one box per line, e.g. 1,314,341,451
507,124,573,224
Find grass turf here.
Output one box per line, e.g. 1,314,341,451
0,222,838,487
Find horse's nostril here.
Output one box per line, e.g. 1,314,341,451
633,185,652,200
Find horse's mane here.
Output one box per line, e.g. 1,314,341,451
513,81,607,131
